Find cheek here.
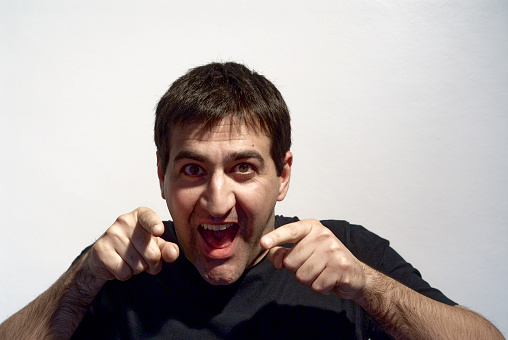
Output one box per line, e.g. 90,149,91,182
167,185,200,218
167,186,201,256
238,181,279,216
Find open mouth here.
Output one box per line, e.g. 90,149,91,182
199,223,240,250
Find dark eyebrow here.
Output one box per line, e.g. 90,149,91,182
173,150,207,163
173,150,265,168
225,151,265,168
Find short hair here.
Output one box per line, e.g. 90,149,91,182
154,62,291,175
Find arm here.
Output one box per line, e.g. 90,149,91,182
261,219,504,340
0,249,105,340
357,264,504,339
0,207,179,340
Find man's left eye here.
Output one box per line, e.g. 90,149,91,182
236,163,252,173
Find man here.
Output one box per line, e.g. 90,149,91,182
0,62,503,339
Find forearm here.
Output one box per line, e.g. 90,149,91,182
355,266,504,340
0,250,106,340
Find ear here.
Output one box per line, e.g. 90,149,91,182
277,151,293,201
156,151,166,200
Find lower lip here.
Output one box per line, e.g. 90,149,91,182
198,224,240,260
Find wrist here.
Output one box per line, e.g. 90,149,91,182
78,249,108,291
353,265,393,313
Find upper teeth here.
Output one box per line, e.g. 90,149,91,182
201,223,233,231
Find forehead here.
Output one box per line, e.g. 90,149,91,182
169,119,270,153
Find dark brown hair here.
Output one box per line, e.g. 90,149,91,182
154,62,291,175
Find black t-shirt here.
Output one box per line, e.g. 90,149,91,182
71,216,455,339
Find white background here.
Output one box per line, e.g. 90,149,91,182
1,0,507,335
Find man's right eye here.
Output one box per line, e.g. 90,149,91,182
183,164,206,176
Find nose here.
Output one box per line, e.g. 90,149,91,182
200,171,236,217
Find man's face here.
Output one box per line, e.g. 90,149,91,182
158,119,292,285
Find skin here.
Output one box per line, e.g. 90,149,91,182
261,219,366,298
260,220,505,340
157,119,292,285
0,120,503,339
0,206,180,340
86,207,180,282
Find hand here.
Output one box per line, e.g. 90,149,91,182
260,219,367,300
86,207,179,282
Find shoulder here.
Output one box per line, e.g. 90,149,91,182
275,215,388,246
321,220,390,258
275,215,390,268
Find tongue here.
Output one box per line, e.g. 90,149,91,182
201,225,238,249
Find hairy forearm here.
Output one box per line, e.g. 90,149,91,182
355,266,504,340
0,250,105,340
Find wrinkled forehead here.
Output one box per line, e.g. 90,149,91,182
171,116,268,143
167,118,273,165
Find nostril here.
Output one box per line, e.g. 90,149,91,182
208,206,234,218
206,197,236,218
201,175,236,217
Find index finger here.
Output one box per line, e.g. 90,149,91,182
260,221,312,249
135,207,164,237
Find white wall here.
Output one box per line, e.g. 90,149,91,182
1,0,507,335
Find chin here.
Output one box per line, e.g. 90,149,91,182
200,264,244,286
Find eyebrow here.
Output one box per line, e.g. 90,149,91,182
226,151,266,167
173,150,266,168
173,150,207,163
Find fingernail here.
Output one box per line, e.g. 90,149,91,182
263,237,273,248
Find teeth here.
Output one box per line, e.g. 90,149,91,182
201,223,233,231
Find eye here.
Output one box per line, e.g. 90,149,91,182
183,164,206,176
234,163,253,174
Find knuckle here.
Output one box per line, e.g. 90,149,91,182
136,207,153,222
335,254,352,270
295,271,312,286
129,254,145,273
327,244,342,257
295,274,307,285
316,227,333,238
311,280,323,293
312,271,335,294
92,238,115,260
146,244,161,262
306,219,321,230
92,238,106,253
341,274,352,288
102,227,124,245
282,257,297,272
136,206,149,214
142,250,161,269
117,273,131,281
146,261,163,275
115,263,132,281
104,225,121,238
115,213,133,226
312,280,332,295
325,243,347,264
90,240,108,262
286,223,300,239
